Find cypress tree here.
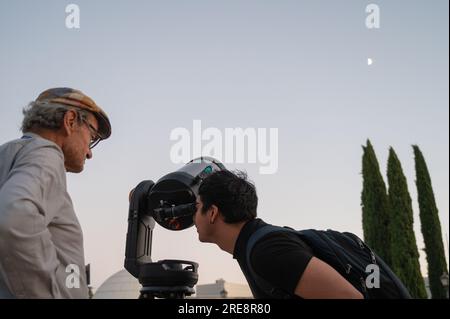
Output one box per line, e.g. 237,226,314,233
387,147,427,298
413,145,448,298
361,140,392,266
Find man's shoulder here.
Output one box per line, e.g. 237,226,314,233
2,134,61,152
0,139,22,157
15,135,63,162
1,135,64,176
254,228,309,249
252,227,312,258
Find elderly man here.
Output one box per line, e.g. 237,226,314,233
0,88,111,298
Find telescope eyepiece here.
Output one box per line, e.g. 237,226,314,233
153,202,196,221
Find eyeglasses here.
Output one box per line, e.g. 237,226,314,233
81,118,102,149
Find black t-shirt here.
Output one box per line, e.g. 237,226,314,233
233,218,314,299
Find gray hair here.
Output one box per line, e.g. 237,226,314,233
21,101,90,133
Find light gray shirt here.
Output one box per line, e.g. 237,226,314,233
0,133,88,298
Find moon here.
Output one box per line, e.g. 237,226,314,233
367,58,373,66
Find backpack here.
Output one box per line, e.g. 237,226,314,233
246,225,411,299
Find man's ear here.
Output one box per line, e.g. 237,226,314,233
209,205,219,224
62,110,78,136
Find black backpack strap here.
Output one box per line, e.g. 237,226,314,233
246,225,298,298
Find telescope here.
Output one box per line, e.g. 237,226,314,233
124,157,225,298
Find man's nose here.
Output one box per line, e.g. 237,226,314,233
86,149,93,159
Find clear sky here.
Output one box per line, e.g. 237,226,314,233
0,0,448,291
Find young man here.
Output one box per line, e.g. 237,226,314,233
0,88,111,298
193,170,364,299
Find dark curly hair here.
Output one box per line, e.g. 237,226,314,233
198,170,258,223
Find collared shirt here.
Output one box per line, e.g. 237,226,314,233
0,133,88,298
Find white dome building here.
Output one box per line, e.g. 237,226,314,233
194,278,252,299
93,269,141,299
93,269,252,299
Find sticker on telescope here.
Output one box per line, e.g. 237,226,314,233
203,166,212,174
